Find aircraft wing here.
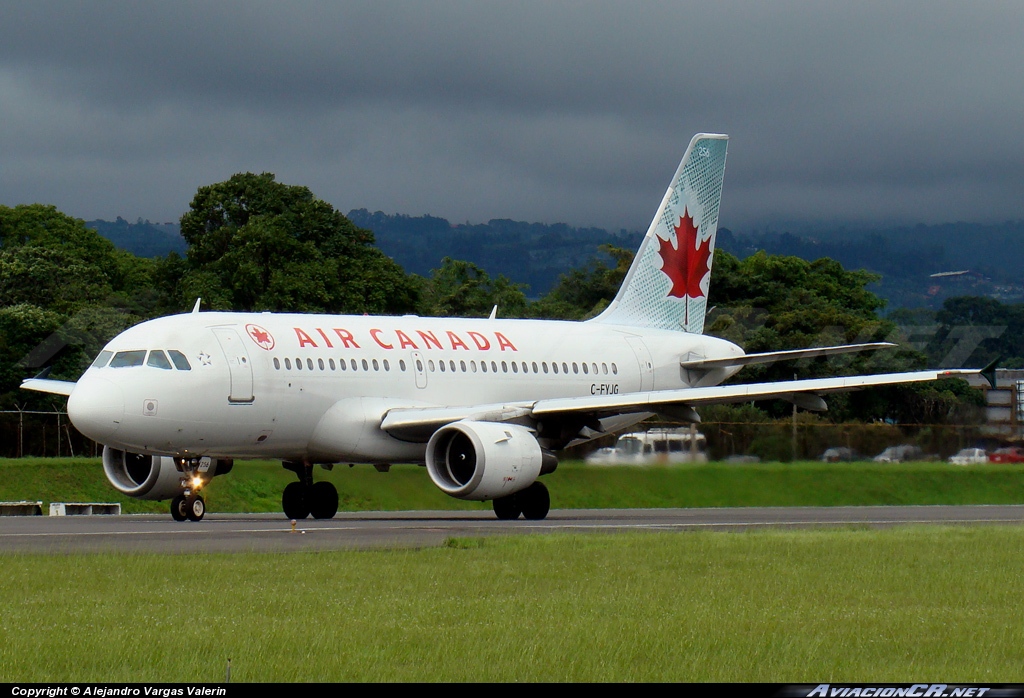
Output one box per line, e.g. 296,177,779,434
380,368,976,440
679,342,895,370
531,369,975,417
21,378,77,396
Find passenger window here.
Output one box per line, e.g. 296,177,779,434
521,362,528,373
372,359,379,371
612,363,618,375
339,358,347,371
307,358,314,370
439,360,446,372
362,359,369,371
592,363,598,375
350,359,357,371
384,359,390,371
274,358,281,370
92,350,113,368
562,362,568,374
285,358,292,370
481,361,488,373
572,362,579,374
512,362,518,373
400,360,407,371
329,359,336,370
602,363,608,375
109,350,146,368
502,361,508,373
582,363,589,375
296,357,303,370
450,360,456,372
147,350,173,370
318,358,325,370
552,362,559,374
460,360,467,372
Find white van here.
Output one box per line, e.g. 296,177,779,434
586,427,708,465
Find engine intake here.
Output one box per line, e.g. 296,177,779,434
426,421,554,500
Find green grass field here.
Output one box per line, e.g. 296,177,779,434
3,457,1024,513
3,527,1024,682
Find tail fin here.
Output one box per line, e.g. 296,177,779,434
591,133,728,333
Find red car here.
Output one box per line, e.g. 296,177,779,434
989,447,1024,463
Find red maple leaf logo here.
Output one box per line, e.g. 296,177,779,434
246,324,275,350
657,208,712,299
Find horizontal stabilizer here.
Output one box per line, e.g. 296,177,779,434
680,342,896,371
21,378,76,396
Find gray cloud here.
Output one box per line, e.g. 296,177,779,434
1,1,1022,230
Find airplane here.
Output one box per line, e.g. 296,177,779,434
21,133,979,522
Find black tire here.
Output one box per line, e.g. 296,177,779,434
170,494,187,522
520,482,550,520
282,482,310,520
309,481,339,520
493,493,521,520
186,495,205,522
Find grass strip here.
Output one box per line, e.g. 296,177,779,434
2,526,1023,681
2,458,1024,513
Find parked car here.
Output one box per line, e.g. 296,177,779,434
873,445,924,463
949,448,988,465
989,447,1024,464
821,447,857,462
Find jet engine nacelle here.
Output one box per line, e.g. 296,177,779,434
101,446,231,500
425,421,554,501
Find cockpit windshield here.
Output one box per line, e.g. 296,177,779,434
95,349,193,370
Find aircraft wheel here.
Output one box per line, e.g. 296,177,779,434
282,482,310,520
170,494,188,522
520,482,550,521
186,495,205,522
310,481,339,520
493,493,521,520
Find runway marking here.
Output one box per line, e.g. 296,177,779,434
1,517,1022,540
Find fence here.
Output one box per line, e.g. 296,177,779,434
0,410,997,462
0,410,98,458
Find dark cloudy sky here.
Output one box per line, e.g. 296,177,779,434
2,1,1022,231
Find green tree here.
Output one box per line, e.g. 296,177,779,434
417,258,527,318
177,173,417,314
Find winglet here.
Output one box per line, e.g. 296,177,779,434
33,366,53,380
489,305,497,320
981,356,1000,389
192,298,202,314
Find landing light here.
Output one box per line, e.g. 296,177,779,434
192,476,203,489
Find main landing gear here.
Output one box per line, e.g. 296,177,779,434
492,481,550,521
282,461,339,520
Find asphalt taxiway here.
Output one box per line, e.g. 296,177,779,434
1,505,1023,553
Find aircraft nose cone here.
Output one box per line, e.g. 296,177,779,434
68,377,124,442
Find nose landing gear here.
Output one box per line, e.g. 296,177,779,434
170,493,206,521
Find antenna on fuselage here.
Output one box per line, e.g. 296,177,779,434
488,305,498,320
192,298,202,314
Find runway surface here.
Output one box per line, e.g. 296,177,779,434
1,505,1023,553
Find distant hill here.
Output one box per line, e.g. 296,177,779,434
347,209,644,296
88,212,1024,310
86,217,187,258
717,222,1024,309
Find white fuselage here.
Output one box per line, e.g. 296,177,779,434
67,312,744,462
